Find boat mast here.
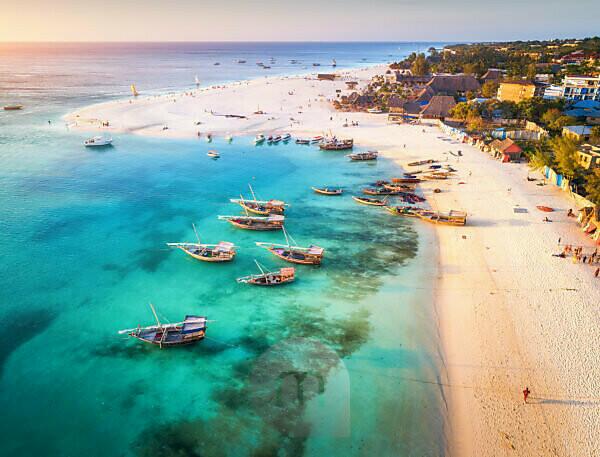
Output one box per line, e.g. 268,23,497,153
282,226,291,247
254,259,266,275
149,303,161,328
192,223,201,244
248,184,258,202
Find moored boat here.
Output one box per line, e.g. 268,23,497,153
282,133,291,141
230,184,287,215
118,304,207,348
362,187,399,196
271,135,282,143
416,210,467,226
254,134,266,144
167,225,235,262
296,138,310,145
386,206,424,217
311,136,324,143
319,138,353,151
256,227,324,265
84,136,113,147
3,104,23,111
312,186,343,195
237,261,295,286
348,151,378,161
218,214,284,230
352,196,387,206
207,150,220,158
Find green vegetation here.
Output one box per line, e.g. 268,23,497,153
583,169,600,204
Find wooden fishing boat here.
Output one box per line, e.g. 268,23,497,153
230,184,287,215
207,150,220,158
348,151,378,161
218,214,284,230
386,206,424,217
407,159,437,166
282,133,292,141
363,187,399,196
382,183,414,192
256,227,324,265
167,224,236,262
254,134,266,145
3,104,23,111
237,261,295,286
352,196,387,206
319,138,353,151
118,304,207,348
536,205,554,212
392,177,421,184
311,136,324,143
312,186,343,195
272,135,282,143
296,138,310,145
416,210,467,226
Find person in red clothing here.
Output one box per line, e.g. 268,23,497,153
523,387,531,404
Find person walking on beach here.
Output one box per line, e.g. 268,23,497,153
523,387,531,404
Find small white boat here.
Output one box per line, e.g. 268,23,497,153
254,134,266,145
367,108,383,114
207,150,220,158
271,135,282,144
311,136,324,144
282,133,291,141
84,136,113,147
224,135,233,143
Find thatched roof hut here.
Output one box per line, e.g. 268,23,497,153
427,74,481,95
420,95,456,119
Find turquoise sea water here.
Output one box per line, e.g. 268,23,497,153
0,43,445,456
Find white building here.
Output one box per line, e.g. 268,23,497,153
545,75,600,101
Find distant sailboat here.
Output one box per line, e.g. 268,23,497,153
131,84,139,97
332,59,337,67
195,75,200,88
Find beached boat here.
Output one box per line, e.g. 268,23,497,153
348,151,378,161
256,227,324,265
3,104,23,111
296,138,310,145
391,177,421,184
319,138,353,151
312,186,343,195
416,210,467,226
536,205,554,212
386,206,424,217
237,261,295,286
207,150,220,158
352,196,387,206
407,159,437,166
84,136,113,147
118,303,207,348
382,183,414,192
218,214,284,231
362,187,399,196
254,134,266,145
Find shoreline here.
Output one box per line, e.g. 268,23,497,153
65,66,600,456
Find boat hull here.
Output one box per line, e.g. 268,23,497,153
179,247,235,262
268,247,322,265
352,196,386,206
312,187,343,195
228,220,283,231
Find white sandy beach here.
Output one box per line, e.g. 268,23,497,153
66,68,600,456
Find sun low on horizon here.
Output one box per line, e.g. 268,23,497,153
1,0,600,42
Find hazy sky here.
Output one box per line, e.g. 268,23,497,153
1,0,599,42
